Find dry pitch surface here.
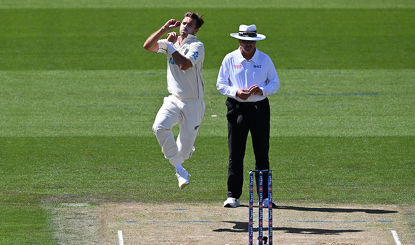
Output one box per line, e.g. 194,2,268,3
49,202,414,244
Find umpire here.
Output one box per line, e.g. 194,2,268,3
217,24,280,208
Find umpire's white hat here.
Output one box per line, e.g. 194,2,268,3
230,24,266,41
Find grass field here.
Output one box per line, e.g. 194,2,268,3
1,0,414,244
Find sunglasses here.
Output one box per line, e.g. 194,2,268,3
241,40,256,44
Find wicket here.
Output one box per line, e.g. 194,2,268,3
248,170,273,245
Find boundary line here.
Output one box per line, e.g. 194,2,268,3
118,230,124,245
391,230,402,245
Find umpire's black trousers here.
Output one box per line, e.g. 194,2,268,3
226,97,270,199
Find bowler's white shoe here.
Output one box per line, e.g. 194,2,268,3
175,167,190,190
262,198,276,208
223,197,240,208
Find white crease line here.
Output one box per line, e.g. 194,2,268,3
118,230,124,245
391,230,402,245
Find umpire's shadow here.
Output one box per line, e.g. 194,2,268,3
212,205,398,235
239,204,397,214
213,221,363,235
277,205,398,214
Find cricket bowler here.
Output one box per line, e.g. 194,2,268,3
143,12,205,189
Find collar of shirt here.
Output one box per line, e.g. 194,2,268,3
235,48,260,64
180,34,197,46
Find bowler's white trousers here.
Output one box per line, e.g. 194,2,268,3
152,95,205,166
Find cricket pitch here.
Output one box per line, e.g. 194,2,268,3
49,202,414,244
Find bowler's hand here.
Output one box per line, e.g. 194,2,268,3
163,19,181,31
236,89,251,100
167,32,178,43
248,85,263,96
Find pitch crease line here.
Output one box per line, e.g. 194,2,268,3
118,230,124,245
391,230,402,245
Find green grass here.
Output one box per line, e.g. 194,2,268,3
0,8,414,70
0,1,414,244
0,204,55,245
1,136,414,204
1,69,414,136
0,0,414,8
1,68,414,242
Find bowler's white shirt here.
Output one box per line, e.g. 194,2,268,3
157,34,204,101
217,48,280,102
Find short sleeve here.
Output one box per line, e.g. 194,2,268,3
157,39,168,54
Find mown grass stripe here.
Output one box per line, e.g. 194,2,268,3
1,69,413,137
0,8,414,70
1,0,414,9
0,136,414,204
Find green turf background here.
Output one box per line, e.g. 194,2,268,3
1,8,414,70
0,0,414,8
1,69,414,137
0,1,414,244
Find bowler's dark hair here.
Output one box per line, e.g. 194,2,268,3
184,11,204,29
